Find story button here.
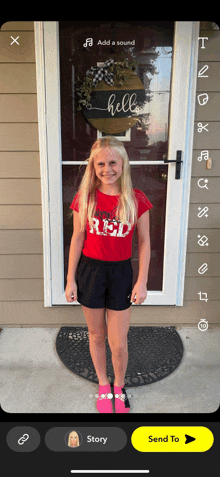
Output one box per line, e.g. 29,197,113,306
131,426,214,453
45,427,127,452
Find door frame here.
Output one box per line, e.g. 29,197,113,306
34,21,200,307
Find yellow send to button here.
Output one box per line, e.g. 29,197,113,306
131,427,214,452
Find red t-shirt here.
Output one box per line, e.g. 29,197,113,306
70,188,153,261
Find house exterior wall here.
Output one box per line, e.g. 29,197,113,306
0,21,219,327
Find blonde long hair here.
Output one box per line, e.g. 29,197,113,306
75,136,138,232
68,431,80,447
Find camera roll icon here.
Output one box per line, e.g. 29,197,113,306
198,319,208,332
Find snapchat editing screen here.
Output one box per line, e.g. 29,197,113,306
0,20,219,476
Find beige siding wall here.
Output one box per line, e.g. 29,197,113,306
0,21,219,326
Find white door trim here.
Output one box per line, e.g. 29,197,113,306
34,21,200,307
34,21,52,307
163,21,200,305
175,22,200,305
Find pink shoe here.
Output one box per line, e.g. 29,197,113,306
97,384,113,413
114,384,130,413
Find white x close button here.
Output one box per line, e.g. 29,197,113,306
10,36,19,45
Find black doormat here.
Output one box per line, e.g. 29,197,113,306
56,326,184,387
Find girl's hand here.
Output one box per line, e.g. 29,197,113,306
130,281,147,305
65,280,78,303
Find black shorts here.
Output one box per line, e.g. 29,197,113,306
76,253,133,311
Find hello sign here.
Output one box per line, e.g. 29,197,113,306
82,68,146,134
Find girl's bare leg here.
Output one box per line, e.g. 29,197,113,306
81,305,109,386
106,307,131,387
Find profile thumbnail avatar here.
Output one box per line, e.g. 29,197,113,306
66,430,82,448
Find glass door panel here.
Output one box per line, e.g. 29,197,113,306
59,21,174,162
59,21,174,296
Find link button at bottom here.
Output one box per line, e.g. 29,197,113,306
131,427,214,452
6,427,41,452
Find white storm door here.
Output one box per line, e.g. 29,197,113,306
34,21,200,307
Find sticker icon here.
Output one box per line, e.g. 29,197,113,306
197,93,209,106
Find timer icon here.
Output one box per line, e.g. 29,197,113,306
198,319,208,332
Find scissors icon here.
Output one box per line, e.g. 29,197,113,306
198,178,209,190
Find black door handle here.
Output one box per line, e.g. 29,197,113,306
163,150,183,180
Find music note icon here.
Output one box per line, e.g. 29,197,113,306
198,150,209,161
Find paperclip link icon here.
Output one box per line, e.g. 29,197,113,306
18,434,30,445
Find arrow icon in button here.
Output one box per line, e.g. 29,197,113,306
185,434,196,444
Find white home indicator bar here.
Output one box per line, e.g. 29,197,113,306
70,471,150,474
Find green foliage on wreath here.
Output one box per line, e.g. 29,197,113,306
76,59,138,111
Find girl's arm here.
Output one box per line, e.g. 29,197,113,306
137,241,151,285
136,210,151,285
67,210,85,283
66,234,84,283
130,210,150,305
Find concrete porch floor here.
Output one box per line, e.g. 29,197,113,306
0,326,219,414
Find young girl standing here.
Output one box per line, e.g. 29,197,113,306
65,137,153,413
